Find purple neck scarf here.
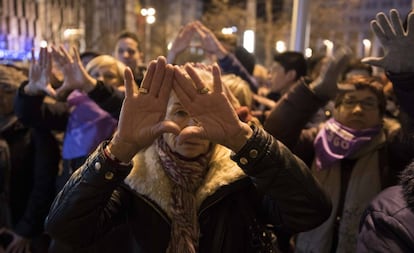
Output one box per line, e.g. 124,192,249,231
62,90,117,159
313,118,381,170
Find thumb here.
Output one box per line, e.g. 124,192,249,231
55,84,73,101
361,57,384,67
43,85,57,98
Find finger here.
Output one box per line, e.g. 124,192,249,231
407,12,414,40
376,12,396,37
360,57,384,67
370,21,388,44
173,66,196,99
389,9,404,36
153,121,181,138
72,47,81,63
59,45,73,63
173,78,192,106
44,85,57,98
124,67,135,98
140,59,157,90
176,126,205,144
158,64,174,100
46,48,52,72
30,48,36,65
149,56,167,96
211,64,222,94
39,47,47,67
184,64,205,91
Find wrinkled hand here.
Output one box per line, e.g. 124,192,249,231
25,47,56,97
51,45,96,97
109,56,181,162
362,9,414,73
193,21,228,58
0,228,31,253
309,47,351,100
167,23,196,63
173,63,252,152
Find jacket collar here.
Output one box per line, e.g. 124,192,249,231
124,143,246,217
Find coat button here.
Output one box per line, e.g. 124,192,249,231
94,162,101,171
240,157,248,165
105,171,114,180
249,149,258,158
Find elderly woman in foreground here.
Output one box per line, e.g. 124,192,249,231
45,56,331,253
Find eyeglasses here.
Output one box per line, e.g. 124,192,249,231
340,99,378,110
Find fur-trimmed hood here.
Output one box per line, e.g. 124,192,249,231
400,160,414,212
124,143,247,218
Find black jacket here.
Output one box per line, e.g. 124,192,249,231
0,117,59,238
45,126,331,253
356,163,414,252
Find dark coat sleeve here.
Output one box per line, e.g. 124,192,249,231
263,81,326,166
218,54,258,93
232,125,332,233
14,81,69,131
45,142,132,248
387,72,414,119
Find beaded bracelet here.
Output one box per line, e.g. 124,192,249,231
103,144,131,166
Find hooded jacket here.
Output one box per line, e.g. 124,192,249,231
45,126,331,253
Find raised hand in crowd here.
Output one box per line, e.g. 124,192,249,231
166,23,196,64
109,57,180,162
50,45,97,96
192,21,228,59
24,46,56,97
362,9,414,73
308,47,352,100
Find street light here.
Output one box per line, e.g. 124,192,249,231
141,7,156,63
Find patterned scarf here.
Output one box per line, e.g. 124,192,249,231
156,137,212,253
313,118,381,170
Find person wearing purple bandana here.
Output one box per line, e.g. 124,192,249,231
44,56,332,253
264,46,414,253
356,9,414,253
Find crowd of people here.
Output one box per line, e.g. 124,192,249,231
0,6,413,253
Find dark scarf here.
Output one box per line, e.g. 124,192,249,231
313,118,381,170
156,137,212,253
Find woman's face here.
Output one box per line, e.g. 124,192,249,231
89,64,123,89
334,89,382,130
163,94,211,158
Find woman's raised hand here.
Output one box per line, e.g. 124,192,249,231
109,56,181,162
25,46,56,97
51,45,96,97
173,63,252,152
